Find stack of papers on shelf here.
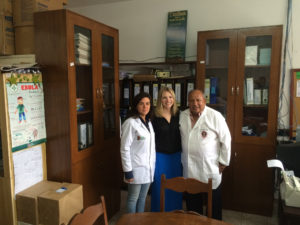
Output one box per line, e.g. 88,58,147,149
254,89,261,104
246,77,254,104
245,46,258,65
74,33,91,65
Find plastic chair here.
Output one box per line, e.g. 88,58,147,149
160,174,213,218
69,196,108,225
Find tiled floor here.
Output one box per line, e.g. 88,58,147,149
108,190,279,225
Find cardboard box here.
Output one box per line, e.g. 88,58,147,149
0,0,12,14
14,25,35,54
16,180,63,225
0,13,15,55
13,0,65,26
0,54,35,67
38,183,83,225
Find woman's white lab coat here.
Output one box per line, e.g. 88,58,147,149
120,117,156,184
179,106,231,189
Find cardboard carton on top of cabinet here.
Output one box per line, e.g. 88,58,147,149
14,25,35,54
0,13,14,55
16,180,63,225
13,0,65,26
0,54,35,67
0,0,12,15
38,183,83,225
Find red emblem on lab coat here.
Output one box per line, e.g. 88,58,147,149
201,131,207,138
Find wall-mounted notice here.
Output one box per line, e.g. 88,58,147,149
166,10,188,62
5,71,46,152
13,145,43,194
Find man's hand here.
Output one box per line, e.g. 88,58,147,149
219,163,226,174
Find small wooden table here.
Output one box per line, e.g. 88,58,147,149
115,212,233,225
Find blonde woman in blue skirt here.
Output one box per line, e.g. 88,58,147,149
151,86,182,212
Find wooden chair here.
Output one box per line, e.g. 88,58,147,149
69,196,108,225
160,174,213,218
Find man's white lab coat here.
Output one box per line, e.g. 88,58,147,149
179,106,231,189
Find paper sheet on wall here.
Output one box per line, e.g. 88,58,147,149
13,145,43,194
296,80,300,97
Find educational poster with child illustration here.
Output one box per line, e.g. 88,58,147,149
5,71,46,152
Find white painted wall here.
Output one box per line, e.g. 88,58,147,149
67,0,300,130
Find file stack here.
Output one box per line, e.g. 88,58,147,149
74,33,91,65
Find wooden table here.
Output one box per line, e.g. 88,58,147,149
115,212,233,225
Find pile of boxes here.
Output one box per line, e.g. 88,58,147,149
0,0,67,55
16,180,83,225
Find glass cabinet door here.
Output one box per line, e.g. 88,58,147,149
203,38,230,117
74,25,94,151
101,34,116,139
197,31,237,133
241,35,272,137
234,26,282,144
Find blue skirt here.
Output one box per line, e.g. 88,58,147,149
151,151,182,212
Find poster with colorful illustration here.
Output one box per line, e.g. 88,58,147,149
5,71,47,152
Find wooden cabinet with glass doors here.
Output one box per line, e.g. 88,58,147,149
34,9,121,218
196,25,282,216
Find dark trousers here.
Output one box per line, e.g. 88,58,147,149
185,185,222,220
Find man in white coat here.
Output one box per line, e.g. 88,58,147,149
179,89,231,220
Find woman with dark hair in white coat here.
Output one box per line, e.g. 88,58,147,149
120,92,156,213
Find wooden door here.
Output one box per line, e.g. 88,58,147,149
196,29,238,137
196,29,238,212
97,26,121,217
231,25,282,216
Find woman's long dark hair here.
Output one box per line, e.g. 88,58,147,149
126,92,152,120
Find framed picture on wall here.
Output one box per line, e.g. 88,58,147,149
166,10,188,63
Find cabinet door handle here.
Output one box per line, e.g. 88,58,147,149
235,152,237,157
231,86,235,95
236,86,240,95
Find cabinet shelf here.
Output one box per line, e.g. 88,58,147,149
207,103,226,107
120,61,196,66
205,65,228,69
75,63,91,67
77,109,92,115
243,104,268,108
245,65,270,68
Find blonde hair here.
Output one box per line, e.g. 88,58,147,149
155,86,178,117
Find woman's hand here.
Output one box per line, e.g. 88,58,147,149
125,178,134,183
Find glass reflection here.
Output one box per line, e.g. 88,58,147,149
74,25,94,151
205,38,229,118
102,34,116,139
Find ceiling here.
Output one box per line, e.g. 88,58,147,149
66,0,132,8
